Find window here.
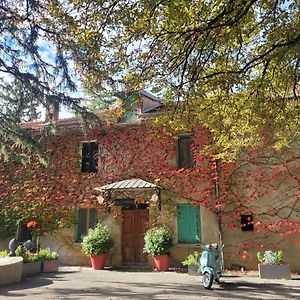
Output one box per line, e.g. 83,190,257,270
81,142,99,173
75,208,97,242
177,203,201,243
176,135,194,168
240,214,254,231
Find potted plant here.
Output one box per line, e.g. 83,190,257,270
81,223,114,270
15,245,41,277
143,226,173,272
257,250,291,279
182,251,201,276
38,248,59,273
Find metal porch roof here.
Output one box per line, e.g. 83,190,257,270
95,178,161,191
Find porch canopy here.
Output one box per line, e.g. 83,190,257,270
94,178,162,192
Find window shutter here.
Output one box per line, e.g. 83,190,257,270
177,204,201,243
75,208,87,241
194,206,201,241
81,143,90,172
89,142,99,173
89,208,97,228
74,209,79,242
81,142,99,173
177,204,187,243
175,138,180,167
176,136,194,168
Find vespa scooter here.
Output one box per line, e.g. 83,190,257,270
199,243,224,289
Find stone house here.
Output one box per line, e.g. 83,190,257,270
0,91,299,271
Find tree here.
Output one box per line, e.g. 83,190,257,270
46,0,300,159
1,1,299,161
0,0,99,163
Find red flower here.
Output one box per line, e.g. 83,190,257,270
26,220,38,229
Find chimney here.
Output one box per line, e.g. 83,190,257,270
46,101,59,122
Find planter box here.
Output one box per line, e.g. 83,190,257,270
188,264,199,276
22,261,41,277
258,264,291,280
0,257,23,286
42,260,59,273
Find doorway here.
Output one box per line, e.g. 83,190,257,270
122,206,149,265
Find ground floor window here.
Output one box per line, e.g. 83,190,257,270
240,214,254,231
177,203,201,243
75,207,97,242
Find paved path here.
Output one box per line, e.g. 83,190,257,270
0,267,299,299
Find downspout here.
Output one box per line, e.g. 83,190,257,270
214,159,225,269
214,159,223,246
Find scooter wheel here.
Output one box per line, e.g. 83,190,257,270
202,272,213,289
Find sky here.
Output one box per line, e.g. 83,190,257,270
38,40,80,119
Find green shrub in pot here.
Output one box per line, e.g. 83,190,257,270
143,226,173,256
82,223,114,256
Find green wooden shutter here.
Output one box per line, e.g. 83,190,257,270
177,204,201,243
74,209,79,242
89,208,97,228
74,208,87,242
177,204,187,242
194,206,201,242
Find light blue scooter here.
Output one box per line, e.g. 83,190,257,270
199,243,224,289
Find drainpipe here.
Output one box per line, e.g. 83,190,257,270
214,159,223,246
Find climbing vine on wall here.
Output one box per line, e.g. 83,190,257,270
0,122,299,258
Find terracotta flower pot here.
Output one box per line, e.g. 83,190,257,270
90,253,108,270
42,260,59,273
153,255,170,272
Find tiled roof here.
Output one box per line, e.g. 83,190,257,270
19,111,105,131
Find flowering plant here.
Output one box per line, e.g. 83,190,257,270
26,220,38,229
257,250,283,265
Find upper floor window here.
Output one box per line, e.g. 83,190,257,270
240,214,254,231
176,135,194,168
81,141,98,173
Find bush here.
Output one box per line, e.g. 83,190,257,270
182,251,201,266
81,223,113,256
15,246,39,263
257,250,283,265
143,226,173,256
38,248,58,261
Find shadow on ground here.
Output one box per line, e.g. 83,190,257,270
0,271,299,299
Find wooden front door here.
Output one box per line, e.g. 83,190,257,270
122,208,149,265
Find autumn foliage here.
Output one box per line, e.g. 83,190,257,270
0,122,299,257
